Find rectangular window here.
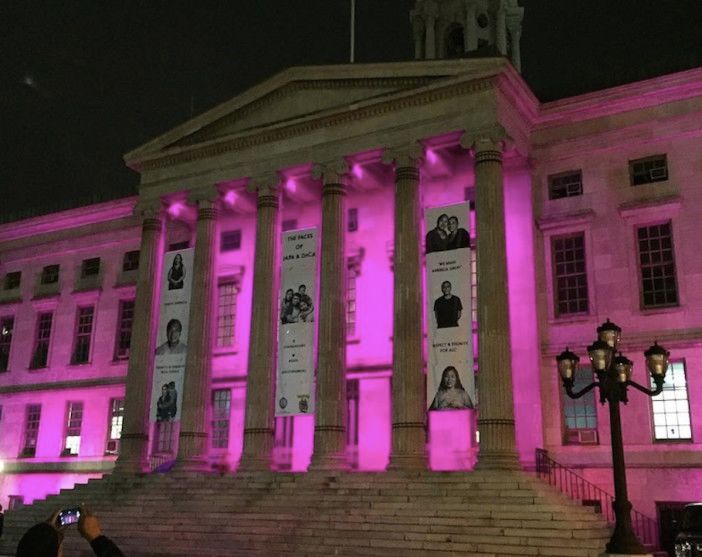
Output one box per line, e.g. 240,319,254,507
40,265,59,285
282,219,298,232
630,154,668,186
72,306,95,364
220,230,242,252
0,316,14,372
552,233,589,316
348,208,358,232
548,170,583,199
346,379,360,469
211,389,231,449
347,265,357,337
652,362,691,441
22,404,41,457
4,271,21,290
638,222,678,308
106,398,124,455
216,280,238,348
63,402,83,456
31,312,53,369
114,300,135,360
563,367,598,444
81,257,101,278
122,250,140,272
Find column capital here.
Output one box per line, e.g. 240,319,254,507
382,143,424,168
312,160,350,185
133,198,164,221
187,185,220,206
459,124,507,151
247,174,281,208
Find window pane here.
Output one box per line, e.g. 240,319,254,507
637,222,678,308
552,233,588,316
216,282,238,348
651,362,692,441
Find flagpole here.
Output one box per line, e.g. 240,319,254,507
350,0,356,63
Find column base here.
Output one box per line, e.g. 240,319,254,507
112,457,147,476
237,455,273,473
172,456,211,474
599,554,652,557
475,450,521,471
388,452,426,471
309,452,350,472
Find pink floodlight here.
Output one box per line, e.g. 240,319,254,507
223,190,238,207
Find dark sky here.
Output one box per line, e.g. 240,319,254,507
1,1,701,222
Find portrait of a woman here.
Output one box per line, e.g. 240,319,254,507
425,213,449,253
280,289,294,324
167,253,185,290
429,365,474,410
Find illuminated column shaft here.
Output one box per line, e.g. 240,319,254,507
115,202,164,474
386,146,426,470
175,194,219,471
240,180,280,471
473,138,519,470
310,163,348,471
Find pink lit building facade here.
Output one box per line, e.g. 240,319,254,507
1,58,702,539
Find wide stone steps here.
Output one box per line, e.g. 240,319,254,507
0,470,611,556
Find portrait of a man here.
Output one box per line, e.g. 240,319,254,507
433,280,463,328
155,318,187,355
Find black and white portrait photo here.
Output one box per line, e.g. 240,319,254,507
156,381,178,422
425,213,471,253
167,253,186,290
155,318,188,355
434,281,463,328
280,284,314,324
429,366,474,410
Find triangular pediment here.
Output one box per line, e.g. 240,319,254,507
125,59,516,167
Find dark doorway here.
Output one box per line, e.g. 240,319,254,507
658,501,690,556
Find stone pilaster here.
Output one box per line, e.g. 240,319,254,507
471,137,519,470
464,1,478,52
309,161,349,471
175,190,219,472
239,176,280,471
114,200,164,475
384,144,426,470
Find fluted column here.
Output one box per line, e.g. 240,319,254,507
310,161,349,471
175,190,219,472
464,0,478,52
239,177,280,471
508,26,522,72
384,144,426,470
472,137,519,470
496,8,508,55
115,201,164,475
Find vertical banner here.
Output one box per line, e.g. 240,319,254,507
150,248,194,423
276,228,317,416
425,203,475,411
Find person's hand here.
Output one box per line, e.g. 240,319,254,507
47,509,61,531
77,506,102,542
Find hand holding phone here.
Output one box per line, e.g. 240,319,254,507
56,507,81,527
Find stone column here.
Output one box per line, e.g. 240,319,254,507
411,14,425,60
496,8,508,55
423,0,438,60
310,161,349,471
114,201,164,475
464,1,478,52
384,145,426,470
239,177,280,471
472,137,519,470
508,27,521,72
175,190,219,472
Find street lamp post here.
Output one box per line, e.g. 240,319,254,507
556,319,670,556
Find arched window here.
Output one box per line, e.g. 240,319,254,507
445,25,465,58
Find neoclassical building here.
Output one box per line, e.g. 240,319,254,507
2,2,702,553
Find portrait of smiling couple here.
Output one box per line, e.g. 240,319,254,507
425,213,470,254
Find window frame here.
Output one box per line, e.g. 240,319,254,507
62,401,84,456
122,250,140,272
211,388,232,450
114,299,135,361
347,207,359,232
21,404,42,457
105,398,124,455
40,264,60,285
215,278,239,350
548,170,583,200
636,221,679,310
220,229,242,252
71,306,95,365
629,154,668,186
550,232,590,318
4,271,21,290
30,311,53,369
0,315,14,372
561,366,599,445
651,360,692,443
81,257,101,278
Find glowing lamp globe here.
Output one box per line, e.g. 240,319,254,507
644,342,670,378
556,347,580,380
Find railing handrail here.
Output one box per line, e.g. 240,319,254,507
535,448,659,550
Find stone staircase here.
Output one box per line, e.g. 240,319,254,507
0,469,611,556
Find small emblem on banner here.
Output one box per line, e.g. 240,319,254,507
279,397,288,409
299,398,309,413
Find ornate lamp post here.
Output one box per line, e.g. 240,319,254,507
556,319,670,555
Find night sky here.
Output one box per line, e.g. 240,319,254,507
1,1,701,222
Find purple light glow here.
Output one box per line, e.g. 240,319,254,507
426,149,438,165
285,178,297,193
352,164,364,180
223,190,238,207
167,201,184,218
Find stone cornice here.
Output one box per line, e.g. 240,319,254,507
1,460,115,474
536,209,595,232
0,375,125,395
132,76,496,172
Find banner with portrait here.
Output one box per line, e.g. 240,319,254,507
149,248,194,423
425,202,475,411
275,228,317,416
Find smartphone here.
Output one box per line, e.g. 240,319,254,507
57,507,81,527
